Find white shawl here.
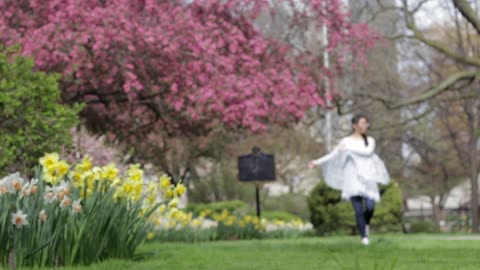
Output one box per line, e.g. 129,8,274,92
313,136,390,201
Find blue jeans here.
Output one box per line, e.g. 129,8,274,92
351,196,375,238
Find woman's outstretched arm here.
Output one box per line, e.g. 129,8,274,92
308,139,345,168
311,148,339,166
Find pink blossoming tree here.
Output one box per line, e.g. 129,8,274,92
0,0,377,181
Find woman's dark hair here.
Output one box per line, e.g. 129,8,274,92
351,114,369,146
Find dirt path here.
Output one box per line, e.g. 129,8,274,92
432,235,480,240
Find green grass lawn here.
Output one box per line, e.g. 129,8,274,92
51,235,480,270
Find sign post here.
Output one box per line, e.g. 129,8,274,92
238,146,275,219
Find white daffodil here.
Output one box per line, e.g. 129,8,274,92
39,209,47,222
56,180,71,195
11,210,28,228
72,199,82,214
44,186,57,204
1,172,25,194
60,196,72,208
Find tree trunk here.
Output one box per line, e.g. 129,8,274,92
288,178,294,194
470,145,479,232
470,170,479,233
430,196,442,228
469,98,479,233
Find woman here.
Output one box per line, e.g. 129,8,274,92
308,114,389,245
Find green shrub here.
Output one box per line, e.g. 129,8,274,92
446,213,469,232
261,211,302,222
262,193,310,220
307,181,351,235
187,165,255,204
407,220,440,233
371,181,403,233
186,200,250,217
308,180,403,235
0,46,82,176
152,228,217,243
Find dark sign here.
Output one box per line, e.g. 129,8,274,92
238,147,275,182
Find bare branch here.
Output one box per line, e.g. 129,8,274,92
351,70,477,110
399,0,480,67
384,33,415,40
391,70,478,108
360,0,403,25
407,21,480,66
375,0,399,10
411,0,431,14
372,104,436,130
453,0,480,35
352,92,394,108
414,50,443,79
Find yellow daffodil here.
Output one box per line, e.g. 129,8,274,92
212,213,223,222
273,219,285,225
174,183,186,197
168,208,179,219
199,209,212,218
243,215,252,223
113,189,125,201
224,219,235,227
111,177,122,186
158,204,167,214
164,188,174,199
122,182,134,194
77,156,92,172
101,163,118,181
71,171,83,183
168,197,179,209
56,161,70,178
147,194,156,204
191,218,203,228
91,166,102,181
220,209,229,219
127,164,143,182
43,172,59,185
159,175,171,189
147,182,157,193
80,188,93,199
39,153,59,171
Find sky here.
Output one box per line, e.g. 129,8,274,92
412,0,451,28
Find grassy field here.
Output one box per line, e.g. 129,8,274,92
48,235,480,270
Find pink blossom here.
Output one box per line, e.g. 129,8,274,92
0,0,377,138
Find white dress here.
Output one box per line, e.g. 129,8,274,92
313,136,390,202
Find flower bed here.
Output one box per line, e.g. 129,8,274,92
150,208,314,242
0,153,183,268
